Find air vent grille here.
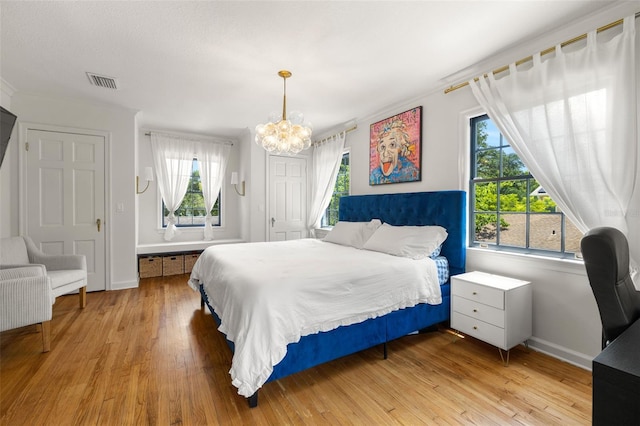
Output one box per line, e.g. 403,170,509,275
86,72,119,90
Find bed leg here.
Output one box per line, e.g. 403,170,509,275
247,392,258,408
383,342,388,360
419,323,441,334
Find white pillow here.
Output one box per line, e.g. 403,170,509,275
323,219,382,249
362,223,448,259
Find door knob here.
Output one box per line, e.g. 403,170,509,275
271,217,275,227
96,218,101,232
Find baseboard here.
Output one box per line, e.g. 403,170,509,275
528,336,593,371
110,279,139,291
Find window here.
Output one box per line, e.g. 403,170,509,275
321,151,350,227
470,115,582,256
162,158,221,227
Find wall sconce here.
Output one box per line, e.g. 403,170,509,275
231,172,245,196
136,166,154,194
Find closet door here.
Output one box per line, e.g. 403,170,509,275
24,127,106,292
268,155,307,241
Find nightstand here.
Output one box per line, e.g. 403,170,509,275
451,271,532,365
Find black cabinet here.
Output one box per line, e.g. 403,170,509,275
592,319,640,425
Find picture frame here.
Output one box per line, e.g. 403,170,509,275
369,106,422,185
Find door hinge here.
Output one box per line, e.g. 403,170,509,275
25,142,29,151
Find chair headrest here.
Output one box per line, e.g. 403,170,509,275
581,226,630,282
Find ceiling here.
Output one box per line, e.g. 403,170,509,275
0,1,622,140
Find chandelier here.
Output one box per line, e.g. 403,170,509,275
255,70,313,155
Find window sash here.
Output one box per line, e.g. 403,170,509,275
161,159,221,228
470,115,577,257
322,151,350,227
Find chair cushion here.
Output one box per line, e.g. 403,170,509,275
0,237,30,265
47,269,85,291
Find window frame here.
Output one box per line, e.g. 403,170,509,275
160,157,222,229
321,149,350,228
469,114,578,259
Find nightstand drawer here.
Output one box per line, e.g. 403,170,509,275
452,311,505,349
451,280,504,310
452,296,505,328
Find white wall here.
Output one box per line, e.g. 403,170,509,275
236,128,251,243
4,1,634,369
248,131,268,242
9,92,139,291
0,81,15,238
136,129,243,245
344,67,602,368
340,4,640,368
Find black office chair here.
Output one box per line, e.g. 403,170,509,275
581,227,640,349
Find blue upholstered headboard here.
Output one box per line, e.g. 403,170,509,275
339,191,466,277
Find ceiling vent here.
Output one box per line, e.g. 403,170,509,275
86,72,119,90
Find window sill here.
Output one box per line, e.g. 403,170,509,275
155,226,223,235
314,228,331,239
466,246,585,275
137,239,244,255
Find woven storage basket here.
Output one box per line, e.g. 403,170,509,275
139,256,163,278
162,255,184,276
184,253,200,274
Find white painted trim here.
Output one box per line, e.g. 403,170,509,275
18,121,112,291
137,238,244,255
110,279,139,291
458,105,484,191
0,78,16,97
528,337,593,371
141,127,236,145
265,152,310,241
467,247,586,276
439,2,640,92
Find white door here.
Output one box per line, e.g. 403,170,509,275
25,128,106,292
269,155,307,241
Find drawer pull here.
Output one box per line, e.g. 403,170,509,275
473,326,478,330
473,291,477,295
473,309,478,313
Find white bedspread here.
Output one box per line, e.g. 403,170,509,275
188,238,441,397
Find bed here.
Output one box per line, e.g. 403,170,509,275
189,190,466,407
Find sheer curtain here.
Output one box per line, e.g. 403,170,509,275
307,132,346,236
194,141,231,240
469,16,638,285
150,134,195,241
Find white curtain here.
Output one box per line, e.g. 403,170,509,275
469,16,639,286
150,134,195,241
307,132,346,235
194,141,231,241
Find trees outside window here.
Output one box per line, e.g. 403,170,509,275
322,151,350,227
471,115,582,255
162,159,220,227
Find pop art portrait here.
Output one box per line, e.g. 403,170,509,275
369,106,422,185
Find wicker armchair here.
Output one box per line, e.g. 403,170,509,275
0,236,87,308
0,266,53,352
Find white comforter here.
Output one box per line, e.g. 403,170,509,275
188,238,441,397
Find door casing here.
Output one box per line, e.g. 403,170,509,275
18,122,110,292
267,154,308,241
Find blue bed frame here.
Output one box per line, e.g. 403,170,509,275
199,190,466,407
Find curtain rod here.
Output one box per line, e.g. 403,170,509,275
145,131,233,145
313,124,358,145
444,12,639,94
343,125,358,134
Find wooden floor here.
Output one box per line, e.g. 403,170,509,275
1,274,592,425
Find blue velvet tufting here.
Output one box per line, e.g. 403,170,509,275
200,190,466,402
339,190,466,277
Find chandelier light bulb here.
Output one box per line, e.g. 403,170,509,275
255,70,313,155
